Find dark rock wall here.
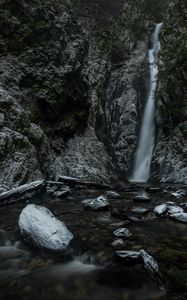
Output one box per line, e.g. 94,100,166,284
0,0,115,188
152,0,187,183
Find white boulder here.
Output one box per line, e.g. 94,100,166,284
170,212,187,223
19,204,73,251
113,227,132,238
81,196,109,210
153,204,167,215
116,250,140,260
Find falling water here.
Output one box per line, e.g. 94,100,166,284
130,23,163,183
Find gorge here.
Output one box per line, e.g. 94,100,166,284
0,0,187,300
0,0,186,189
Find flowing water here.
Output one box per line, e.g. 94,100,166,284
0,184,187,300
130,23,163,183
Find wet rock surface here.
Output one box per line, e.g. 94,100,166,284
115,250,140,261
154,203,167,215
152,0,187,184
133,192,150,202
131,207,149,215
82,196,109,211
0,0,117,189
111,239,125,249
19,204,73,251
113,227,132,238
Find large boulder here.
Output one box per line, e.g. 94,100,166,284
19,204,73,251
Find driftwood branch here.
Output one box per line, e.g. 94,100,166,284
0,181,45,205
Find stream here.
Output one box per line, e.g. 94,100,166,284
0,183,187,300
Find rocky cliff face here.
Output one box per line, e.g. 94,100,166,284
0,0,116,188
0,0,185,189
0,0,149,188
102,0,171,179
152,0,187,183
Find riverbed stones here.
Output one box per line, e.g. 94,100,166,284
153,201,187,223
19,204,73,251
153,204,167,215
167,205,184,215
140,250,159,274
111,239,125,249
53,186,72,198
131,207,149,215
106,191,122,199
133,192,150,202
171,190,186,198
140,249,163,284
170,212,187,223
81,196,109,211
113,228,132,238
127,216,141,223
116,249,163,283
115,250,140,261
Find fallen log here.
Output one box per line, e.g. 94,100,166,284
0,180,45,205
46,181,66,186
58,176,110,189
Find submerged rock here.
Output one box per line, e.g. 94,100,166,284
133,192,150,202
153,204,167,215
110,221,125,228
127,216,141,223
19,204,73,251
81,196,109,211
111,239,125,249
106,191,122,199
113,228,132,238
131,207,149,215
53,187,72,198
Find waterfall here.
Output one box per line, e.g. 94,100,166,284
130,23,163,183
